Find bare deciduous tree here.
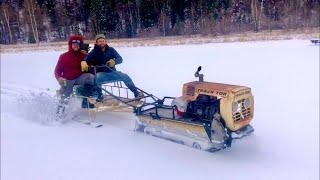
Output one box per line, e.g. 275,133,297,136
1,4,13,43
24,0,39,43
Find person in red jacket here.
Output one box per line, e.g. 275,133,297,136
54,35,95,107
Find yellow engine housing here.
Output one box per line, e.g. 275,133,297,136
181,81,254,131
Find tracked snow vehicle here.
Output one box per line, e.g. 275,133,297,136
72,66,254,151
134,66,254,151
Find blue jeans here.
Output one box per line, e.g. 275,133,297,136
95,71,138,96
58,73,95,111
61,73,95,98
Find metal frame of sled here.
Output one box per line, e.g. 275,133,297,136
70,66,255,152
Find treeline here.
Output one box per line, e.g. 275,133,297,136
0,0,319,44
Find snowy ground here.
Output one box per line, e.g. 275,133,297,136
1,40,319,180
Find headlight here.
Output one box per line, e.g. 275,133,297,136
244,98,251,108
232,102,238,114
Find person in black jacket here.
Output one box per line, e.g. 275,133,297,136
82,34,141,100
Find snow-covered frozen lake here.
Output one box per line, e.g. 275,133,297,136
1,40,319,180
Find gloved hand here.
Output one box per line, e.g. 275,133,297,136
106,58,116,68
81,61,89,72
57,77,66,87
81,50,88,55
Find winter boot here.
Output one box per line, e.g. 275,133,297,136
56,100,67,120
82,98,95,108
134,90,144,99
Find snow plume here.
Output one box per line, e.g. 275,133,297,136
1,83,81,125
